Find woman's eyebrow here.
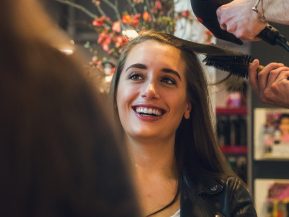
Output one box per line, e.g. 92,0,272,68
162,68,181,80
125,63,147,72
125,64,181,80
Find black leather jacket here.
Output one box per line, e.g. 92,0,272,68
180,176,257,217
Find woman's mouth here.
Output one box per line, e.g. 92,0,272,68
132,106,165,118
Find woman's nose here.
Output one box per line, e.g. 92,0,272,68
141,82,160,99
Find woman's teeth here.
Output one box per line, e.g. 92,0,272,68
135,107,162,116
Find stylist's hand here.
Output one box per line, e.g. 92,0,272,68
249,59,289,108
216,0,267,40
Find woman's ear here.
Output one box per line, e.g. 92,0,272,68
184,102,191,119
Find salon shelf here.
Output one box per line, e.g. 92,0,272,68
216,107,247,116
250,25,289,217
220,146,247,155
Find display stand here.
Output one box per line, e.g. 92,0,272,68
216,106,248,182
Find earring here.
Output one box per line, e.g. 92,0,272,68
184,111,190,119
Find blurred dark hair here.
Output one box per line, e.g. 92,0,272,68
277,113,289,125
110,31,233,185
0,1,140,217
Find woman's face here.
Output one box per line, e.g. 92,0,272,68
116,40,191,142
279,117,289,134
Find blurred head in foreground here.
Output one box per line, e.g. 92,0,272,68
0,1,140,217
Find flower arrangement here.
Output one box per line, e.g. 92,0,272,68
56,0,195,66
55,0,212,92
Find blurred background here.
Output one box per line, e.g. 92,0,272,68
41,1,289,216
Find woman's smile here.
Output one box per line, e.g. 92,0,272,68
132,104,166,121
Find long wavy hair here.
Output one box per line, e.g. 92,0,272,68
110,31,234,185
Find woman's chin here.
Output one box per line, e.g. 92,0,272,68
129,131,165,141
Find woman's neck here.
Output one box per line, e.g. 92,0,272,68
126,136,179,216
126,135,176,178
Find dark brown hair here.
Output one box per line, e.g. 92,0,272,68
110,31,233,184
0,1,140,217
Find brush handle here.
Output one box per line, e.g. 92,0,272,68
250,65,264,81
257,65,264,73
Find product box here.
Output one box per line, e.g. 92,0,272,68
254,108,289,160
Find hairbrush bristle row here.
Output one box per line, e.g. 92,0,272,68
203,55,254,78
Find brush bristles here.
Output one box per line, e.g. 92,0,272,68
203,55,254,78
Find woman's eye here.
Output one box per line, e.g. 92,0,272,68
128,73,143,81
161,77,176,85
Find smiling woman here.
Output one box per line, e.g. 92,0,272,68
110,31,257,217
116,40,190,142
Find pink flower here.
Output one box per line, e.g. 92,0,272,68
112,21,121,32
97,32,112,51
92,16,109,27
113,35,128,48
155,0,162,10
181,10,190,18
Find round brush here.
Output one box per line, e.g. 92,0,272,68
203,54,264,78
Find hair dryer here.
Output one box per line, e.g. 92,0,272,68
190,0,289,52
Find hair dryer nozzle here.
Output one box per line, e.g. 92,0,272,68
190,0,243,45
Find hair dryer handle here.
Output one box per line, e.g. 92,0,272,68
258,25,281,45
258,25,289,52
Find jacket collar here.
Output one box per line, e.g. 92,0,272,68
180,175,226,217
182,172,226,196
195,176,225,195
